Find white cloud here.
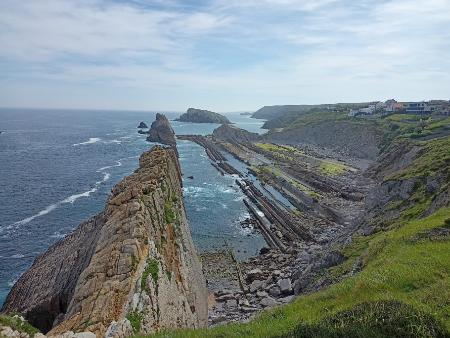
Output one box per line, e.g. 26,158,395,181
0,0,449,110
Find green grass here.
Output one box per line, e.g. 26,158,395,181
385,114,422,122
319,161,348,176
136,207,450,338
164,201,177,223
277,300,448,338
425,117,450,131
0,314,40,337
141,258,159,292
392,137,450,179
256,143,304,155
127,310,144,333
288,111,349,129
255,143,304,162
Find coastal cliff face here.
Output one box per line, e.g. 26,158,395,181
2,147,207,337
176,108,231,124
263,121,382,160
212,124,259,144
146,113,176,147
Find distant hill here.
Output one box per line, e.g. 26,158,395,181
176,108,231,124
252,103,371,128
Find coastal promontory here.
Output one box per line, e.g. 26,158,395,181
176,108,231,124
2,146,207,337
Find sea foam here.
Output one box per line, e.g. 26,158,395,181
73,137,101,146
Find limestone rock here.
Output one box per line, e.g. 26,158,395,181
277,279,292,295
212,124,258,144
2,146,207,337
260,297,278,308
146,113,176,147
176,108,231,124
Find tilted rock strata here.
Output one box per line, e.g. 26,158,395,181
176,108,231,124
263,121,382,160
2,147,207,337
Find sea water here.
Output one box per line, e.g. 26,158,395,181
0,109,266,305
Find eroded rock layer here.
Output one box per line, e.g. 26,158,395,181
2,146,207,337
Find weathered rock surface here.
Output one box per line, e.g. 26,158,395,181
146,113,176,147
137,122,148,129
2,147,207,337
263,121,382,160
176,108,231,124
212,124,259,144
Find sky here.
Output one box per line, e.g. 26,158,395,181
0,0,449,112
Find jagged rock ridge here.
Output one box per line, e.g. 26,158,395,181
146,113,177,147
2,146,207,337
176,108,231,124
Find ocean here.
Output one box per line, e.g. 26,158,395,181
0,108,267,306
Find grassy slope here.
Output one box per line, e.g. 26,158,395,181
141,207,450,338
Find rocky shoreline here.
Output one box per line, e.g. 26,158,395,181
176,123,377,326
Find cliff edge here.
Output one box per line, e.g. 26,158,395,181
2,146,207,337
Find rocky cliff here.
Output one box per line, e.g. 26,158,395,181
2,147,207,337
176,108,230,124
263,121,382,160
146,113,177,147
212,124,259,144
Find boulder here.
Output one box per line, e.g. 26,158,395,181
249,280,264,293
278,278,292,295
260,297,278,308
246,268,263,283
137,122,148,129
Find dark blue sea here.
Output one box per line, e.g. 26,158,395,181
0,109,266,306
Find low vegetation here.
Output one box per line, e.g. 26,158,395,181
137,206,450,337
0,314,40,337
318,161,349,176
127,311,144,333
141,258,159,292
164,200,177,223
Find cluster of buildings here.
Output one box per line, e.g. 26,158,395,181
348,99,450,117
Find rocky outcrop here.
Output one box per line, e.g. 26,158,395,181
146,114,176,147
263,121,382,160
212,124,259,144
137,122,148,129
2,147,207,337
176,108,231,124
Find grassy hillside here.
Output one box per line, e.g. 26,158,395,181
140,207,449,338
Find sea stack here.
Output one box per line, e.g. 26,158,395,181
2,146,208,337
146,113,177,147
137,121,148,129
176,108,231,124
